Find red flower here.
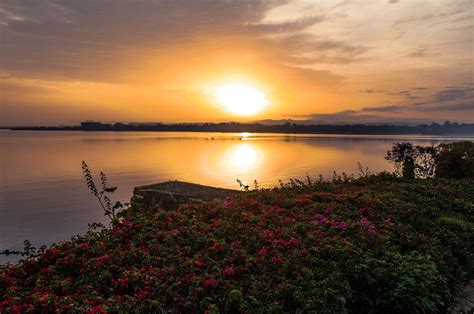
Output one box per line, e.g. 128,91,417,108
282,216,296,224
88,305,108,314
176,274,194,284
258,246,268,256
194,259,205,268
135,289,148,299
140,247,150,254
203,279,219,287
261,229,273,239
286,237,298,247
296,197,310,206
0,301,9,313
223,267,236,277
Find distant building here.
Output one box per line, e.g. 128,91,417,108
80,121,111,130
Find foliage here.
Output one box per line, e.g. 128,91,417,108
82,161,126,222
435,141,474,179
386,141,474,180
236,179,249,192
0,241,47,258
1,175,473,313
385,142,437,179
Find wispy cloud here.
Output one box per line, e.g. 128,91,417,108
360,105,404,112
245,15,325,34
433,85,474,102
404,48,439,58
1,0,472,125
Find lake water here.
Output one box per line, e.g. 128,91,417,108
1,130,472,263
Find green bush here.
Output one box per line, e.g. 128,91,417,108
436,141,474,179
385,143,437,179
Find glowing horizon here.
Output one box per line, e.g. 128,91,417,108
0,0,472,125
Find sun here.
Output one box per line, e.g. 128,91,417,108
214,84,268,116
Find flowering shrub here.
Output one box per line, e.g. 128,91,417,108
1,175,473,312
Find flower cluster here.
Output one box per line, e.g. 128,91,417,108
360,217,376,236
0,176,473,313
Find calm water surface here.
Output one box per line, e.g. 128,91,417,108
1,130,472,263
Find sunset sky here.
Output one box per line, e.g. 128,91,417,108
1,0,473,125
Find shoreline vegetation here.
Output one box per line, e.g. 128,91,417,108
1,142,473,312
4,121,474,135
1,175,473,312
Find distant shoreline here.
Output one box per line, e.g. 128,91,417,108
3,121,474,136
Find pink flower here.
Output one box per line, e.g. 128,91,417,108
315,214,330,225
324,207,334,214
360,217,371,227
224,197,233,208
367,226,376,236
360,217,376,236
333,221,348,230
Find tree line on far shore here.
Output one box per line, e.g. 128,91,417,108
10,120,474,135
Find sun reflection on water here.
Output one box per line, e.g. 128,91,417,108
229,143,261,169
